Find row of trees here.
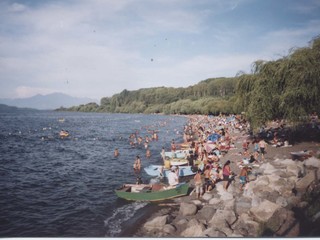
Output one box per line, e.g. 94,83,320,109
57,36,320,130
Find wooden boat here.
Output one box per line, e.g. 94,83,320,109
169,158,189,166
59,130,69,138
144,165,196,178
115,182,189,201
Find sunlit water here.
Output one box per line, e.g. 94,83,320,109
0,111,186,237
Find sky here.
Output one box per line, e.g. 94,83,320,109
0,0,320,101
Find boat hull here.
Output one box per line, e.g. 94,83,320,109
115,183,189,201
144,165,196,177
163,150,188,159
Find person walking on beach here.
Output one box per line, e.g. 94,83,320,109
258,139,267,161
133,155,141,174
222,160,233,191
239,166,249,191
194,169,203,199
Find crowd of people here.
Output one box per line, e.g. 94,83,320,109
178,114,272,197
113,112,320,196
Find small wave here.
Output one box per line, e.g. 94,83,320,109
104,201,148,237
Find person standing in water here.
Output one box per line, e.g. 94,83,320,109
133,155,141,174
114,148,119,157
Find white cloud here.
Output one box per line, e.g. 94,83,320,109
0,0,319,100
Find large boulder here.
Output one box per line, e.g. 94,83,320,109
224,199,236,211
163,224,176,235
208,198,223,207
202,192,214,201
180,219,206,237
208,209,237,229
233,213,263,237
295,171,317,195
179,202,198,216
201,228,227,237
216,183,234,200
305,157,320,169
249,200,282,232
260,163,278,175
143,215,168,231
197,205,217,221
273,209,300,237
249,200,299,236
276,196,288,207
235,196,252,215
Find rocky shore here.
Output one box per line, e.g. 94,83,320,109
132,130,320,237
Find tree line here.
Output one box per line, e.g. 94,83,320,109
57,36,320,130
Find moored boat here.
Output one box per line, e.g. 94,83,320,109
144,165,196,178
115,182,189,201
163,150,189,159
169,158,189,166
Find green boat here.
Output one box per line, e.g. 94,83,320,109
115,182,189,201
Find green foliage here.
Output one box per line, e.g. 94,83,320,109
58,35,320,130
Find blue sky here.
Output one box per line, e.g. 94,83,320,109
0,0,319,100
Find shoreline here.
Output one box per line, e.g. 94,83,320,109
122,115,320,237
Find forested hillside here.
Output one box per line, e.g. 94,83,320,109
57,36,320,129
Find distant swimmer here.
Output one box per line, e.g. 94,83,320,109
146,148,151,158
114,148,119,157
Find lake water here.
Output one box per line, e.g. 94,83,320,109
0,111,187,237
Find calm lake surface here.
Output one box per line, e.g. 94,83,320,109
0,111,187,237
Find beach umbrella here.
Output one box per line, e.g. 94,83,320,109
207,133,221,142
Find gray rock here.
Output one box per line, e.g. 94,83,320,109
201,228,227,237
197,205,217,221
251,195,262,207
224,199,236,211
295,171,316,194
179,202,198,216
305,157,320,169
163,224,176,234
274,209,299,237
208,198,223,208
174,218,188,226
250,200,282,232
233,213,262,237
286,196,301,208
235,197,252,215
255,175,270,186
216,184,234,200
202,192,214,201
143,215,168,231
297,201,308,208
180,219,206,237
191,199,203,206
209,209,237,229
276,196,288,207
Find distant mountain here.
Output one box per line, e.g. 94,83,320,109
0,93,98,110
0,103,38,112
